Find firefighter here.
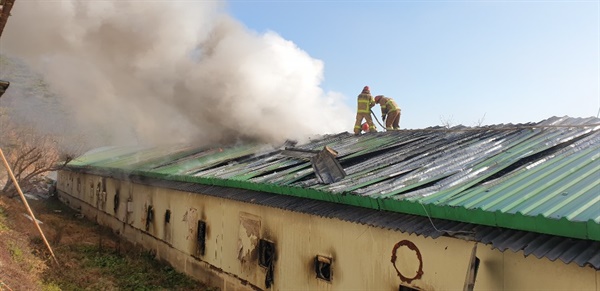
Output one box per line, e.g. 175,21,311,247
375,95,401,130
353,86,377,135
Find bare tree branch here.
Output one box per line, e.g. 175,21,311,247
0,114,85,196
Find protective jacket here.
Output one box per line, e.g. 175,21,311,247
357,93,375,114
354,89,377,134
379,96,400,116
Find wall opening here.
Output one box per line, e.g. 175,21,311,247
196,220,206,256
113,190,120,213
314,255,332,282
165,209,171,224
145,205,154,231
258,239,275,288
259,239,275,267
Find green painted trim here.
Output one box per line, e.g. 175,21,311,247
588,220,600,241
70,165,600,241
379,197,595,240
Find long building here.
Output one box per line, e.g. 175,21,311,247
56,116,600,290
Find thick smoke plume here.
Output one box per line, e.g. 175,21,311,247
1,1,353,148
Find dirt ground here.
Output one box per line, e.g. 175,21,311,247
0,191,214,291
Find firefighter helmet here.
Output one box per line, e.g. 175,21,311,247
375,95,383,103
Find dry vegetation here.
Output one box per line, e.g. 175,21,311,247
0,117,75,196
0,190,215,291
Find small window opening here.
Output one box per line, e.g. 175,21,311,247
314,255,332,281
259,239,275,267
258,239,275,288
145,205,154,231
165,209,171,224
196,220,206,256
113,190,120,213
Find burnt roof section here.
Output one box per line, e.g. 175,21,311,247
67,116,600,241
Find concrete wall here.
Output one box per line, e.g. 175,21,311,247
56,170,599,291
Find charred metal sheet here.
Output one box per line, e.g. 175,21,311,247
310,146,346,184
281,146,346,184
280,150,315,160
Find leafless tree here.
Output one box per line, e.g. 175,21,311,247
475,113,486,127
439,115,454,128
0,111,82,197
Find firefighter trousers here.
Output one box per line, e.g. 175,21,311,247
385,109,401,130
354,112,377,134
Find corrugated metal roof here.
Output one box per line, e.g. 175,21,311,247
67,116,600,241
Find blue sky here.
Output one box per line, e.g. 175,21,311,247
227,1,599,129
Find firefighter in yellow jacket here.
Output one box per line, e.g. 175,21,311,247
375,95,401,130
353,86,377,134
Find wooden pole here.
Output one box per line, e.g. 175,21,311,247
0,0,16,39
0,147,59,265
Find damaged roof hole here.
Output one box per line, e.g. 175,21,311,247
290,172,319,184
465,131,595,190
235,151,286,165
393,175,451,196
187,157,254,175
150,147,223,169
250,163,308,179
338,144,409,169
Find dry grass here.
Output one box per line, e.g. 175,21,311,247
0,193,215,291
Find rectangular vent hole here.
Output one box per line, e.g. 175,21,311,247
314,255,332,281
197,220,206,256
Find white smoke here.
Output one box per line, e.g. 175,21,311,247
1,1,353,147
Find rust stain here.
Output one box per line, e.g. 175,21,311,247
391,240,424,284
